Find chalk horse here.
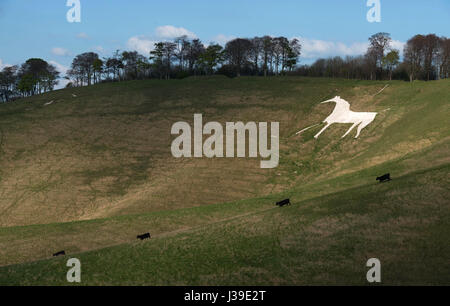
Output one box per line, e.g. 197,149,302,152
313,96,377,139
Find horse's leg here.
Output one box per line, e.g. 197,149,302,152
355,119,373,138
314,122,331,139
342,122,359,138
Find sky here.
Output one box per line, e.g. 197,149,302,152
0,0,449,87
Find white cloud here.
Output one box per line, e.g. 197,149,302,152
49,60,69,75
210,34,236,46
155,25,197,39
48,61,70,90
390,40,406,55
125,25,405,61
297,37,405,59
51,47,70,56
76,32,89,39
0,59,13,70
298,38,369,59
55,78,71,90
92,46,105,54
127,36,157,55
126,25,198,55
0,59,9,70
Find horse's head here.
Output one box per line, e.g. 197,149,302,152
320,96,340,104
319,96,350,111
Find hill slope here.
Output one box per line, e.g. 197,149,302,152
0,77,448,285
1,163,448,285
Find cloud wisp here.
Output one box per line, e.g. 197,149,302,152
76,32,89,39
127,25,198,55
127,36,158,55
51,47,70,56
155,25,197,40
297,37,405,60
49,60,70,89
210,34,236,46
49,60,69,75
0,59,12,70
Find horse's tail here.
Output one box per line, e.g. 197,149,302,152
295,123,320,135
374,84,389,96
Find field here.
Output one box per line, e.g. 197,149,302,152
0,77,448,285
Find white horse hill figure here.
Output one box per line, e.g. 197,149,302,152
297,96,377,139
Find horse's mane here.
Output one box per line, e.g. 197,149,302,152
332,96,350,111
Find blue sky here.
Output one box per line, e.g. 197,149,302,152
0,0,449,82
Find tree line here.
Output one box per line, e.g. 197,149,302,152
296,33,449,81
64,35,301,87
1,33,448,102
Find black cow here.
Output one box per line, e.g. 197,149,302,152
376,173,391,183
137,233,151,240
276,199,291,207
53,250,65,257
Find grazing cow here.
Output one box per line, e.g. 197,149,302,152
53,250,65,257
376,173,391,183
276,199,291,207
137,233,151,240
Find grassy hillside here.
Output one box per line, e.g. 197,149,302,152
0,77,448,285
1,164,448,285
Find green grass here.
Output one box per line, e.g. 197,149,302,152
0,77,448,285
0,164,448,285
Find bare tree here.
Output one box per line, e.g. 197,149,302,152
105,50,124,81
0,65,18,102
272,37,285,75
364,48,378,80
422,34,441,80
70,52,99,86
437,37,450,79
367,32,392,79
174,35,189,71
404,35,425,82
186,39,205,75
261,36,273,77
249,37,263,75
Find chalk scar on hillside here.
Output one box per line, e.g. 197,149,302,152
297,96,378,139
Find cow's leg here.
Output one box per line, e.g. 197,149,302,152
342,122,359,138
314,122,331,139
355,119,374,138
